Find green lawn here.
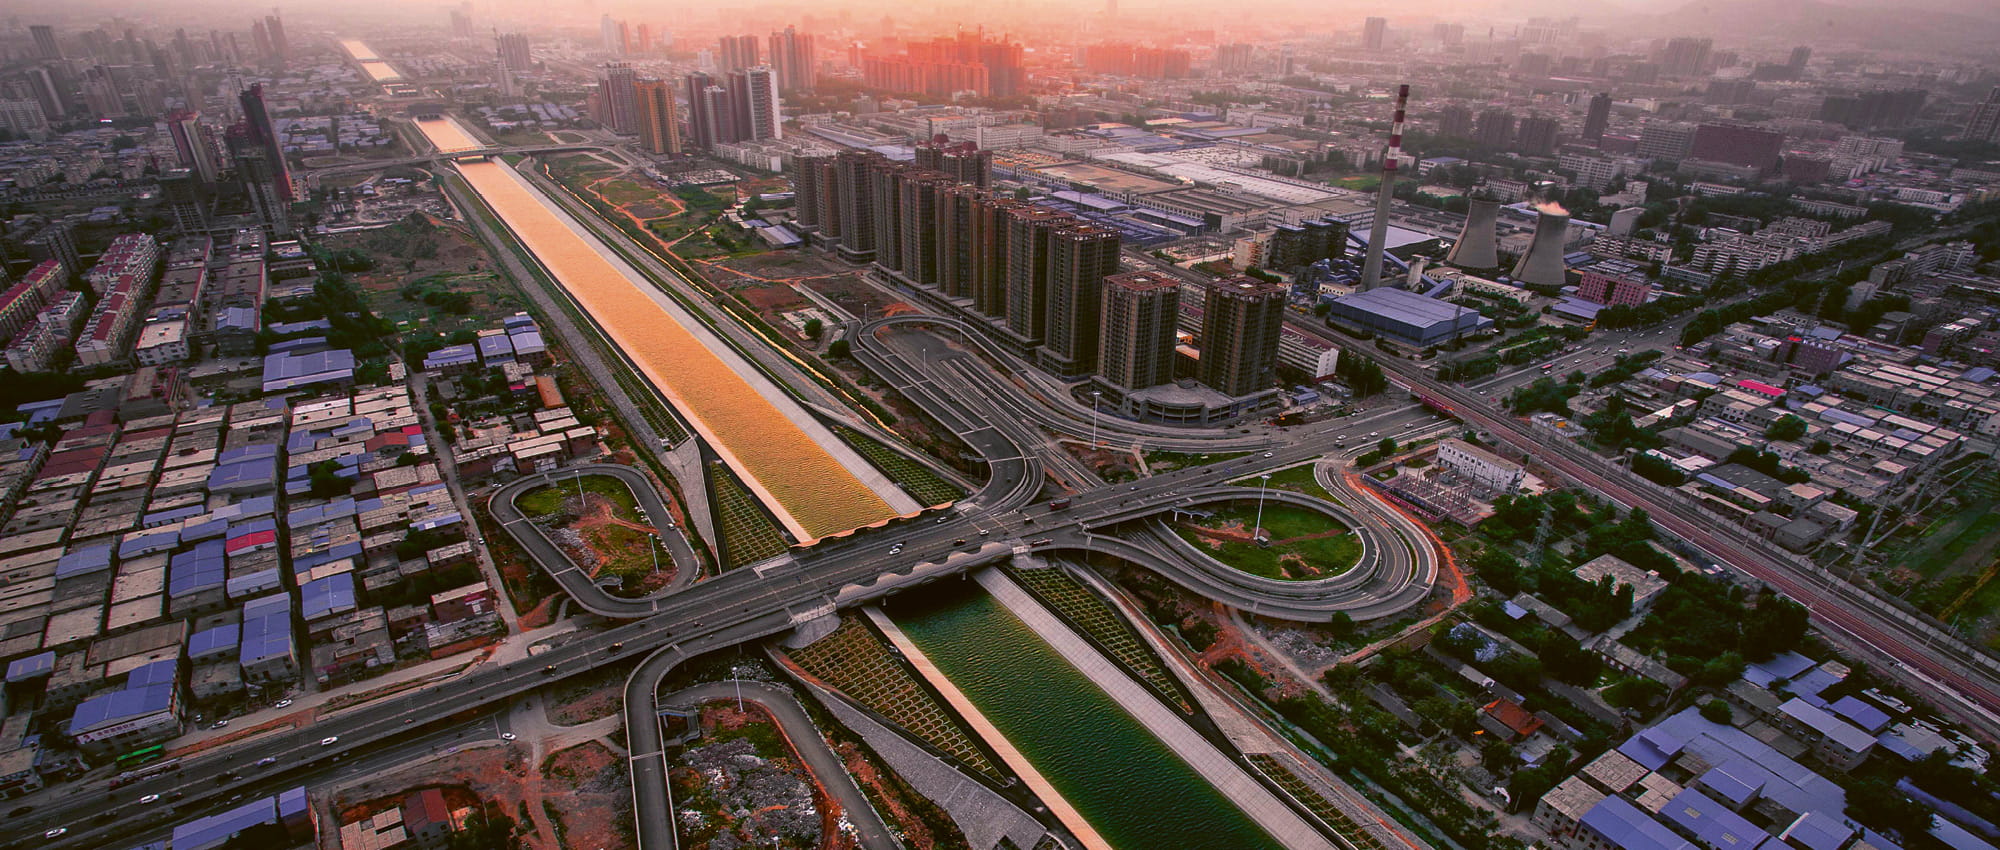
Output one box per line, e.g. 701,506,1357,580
1197,502,1344,541
1234,464,1342,505
1904,498,2000,579
1175,530,1362,581
1143,450,1249,473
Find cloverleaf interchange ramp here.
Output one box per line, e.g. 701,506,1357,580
414,116,920,542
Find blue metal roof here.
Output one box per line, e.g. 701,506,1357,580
120,528,181,559
477,334,514,361
172,795,280,850
5,650,55,682
1619,708,1848,818
1662,786,1766,850
56,544,115,578
1782,811,1854,850
126,658,177,687
1697,759,1771,808
301,573,357,620
169,540,227,597
70,683,174,733
226,568,282,600
422,344,478,371
1829,696,1891,733
1778,698,1877,754
1581,796,1696,850
208,456,279,492
217,444,278,464
1788,668,1843,699
188,624,241,659
142,505,204,527
1742,651,1815,688
240,596,293,667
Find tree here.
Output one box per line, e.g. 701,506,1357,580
1809,439,1832,454
1740,592,1809,661
1378,436,1398,456
1632,452,1688,486
803,317,824,340
448,808,524,850
1699,699,1733,724
1765,414,1808,442
1846,777,1934,840
826,338,850,358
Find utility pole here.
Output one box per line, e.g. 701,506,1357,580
1089,391,1103,448
1254,473,1272,543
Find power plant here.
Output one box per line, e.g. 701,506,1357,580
1511,205,1571,288
1360,84,1409,291
1445,197,1500,271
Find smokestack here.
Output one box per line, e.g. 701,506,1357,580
1511,208,1570,288
1446,197,1500,271
1360,83,1409,291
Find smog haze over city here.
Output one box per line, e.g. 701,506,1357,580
6,0,2000,849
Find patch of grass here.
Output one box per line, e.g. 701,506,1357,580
516,485,565,518
707,710,789,759
1907,501,2000,578
834,425,963,506
710,464,788,567
1176,528,1363,581
1236,463,1342,505
1196,502,1345,541
1143,449,1249,473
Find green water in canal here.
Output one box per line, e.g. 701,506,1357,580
893,585,1285,850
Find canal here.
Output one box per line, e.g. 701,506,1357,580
411,117,915,541
894,585,1286,850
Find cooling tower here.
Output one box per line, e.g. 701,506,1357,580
1445,198,1500,270
1511,209,1570,288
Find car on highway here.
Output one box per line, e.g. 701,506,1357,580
274,699,292,709
139,794,160,804
501,733,517,741
210,720,229,729
319,736,339,746
42,828,65,839
1262,451,1274,458
256,757,278,767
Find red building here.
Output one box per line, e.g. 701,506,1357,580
1690,123,1786,173
1577,270,1651,307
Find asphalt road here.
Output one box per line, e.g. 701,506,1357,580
490,464,702,606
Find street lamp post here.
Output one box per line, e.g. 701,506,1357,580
1089,391,1102,448
1254,473,1272,543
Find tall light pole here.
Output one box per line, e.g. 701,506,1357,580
1254,473,1272,543
1089,391,1102,448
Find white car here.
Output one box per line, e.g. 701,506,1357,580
319,736,339,747
139,794,160,804
256,757,278,767
501,732,517,741
274,699,292,709
210,720,229,729
43,828,65,839
1262,451,1274,458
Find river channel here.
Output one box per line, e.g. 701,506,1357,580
893,585,1286,850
